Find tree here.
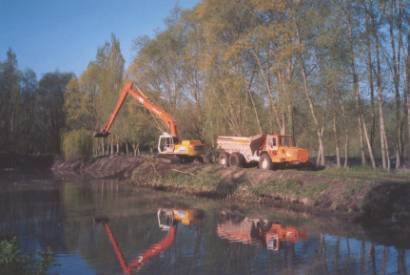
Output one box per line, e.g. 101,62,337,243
36,72,73,153
0,49,20,152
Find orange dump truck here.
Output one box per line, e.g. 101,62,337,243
216,134,309,170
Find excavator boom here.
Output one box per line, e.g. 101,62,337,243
94,81,178,138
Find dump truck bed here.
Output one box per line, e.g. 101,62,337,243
217,135,265,162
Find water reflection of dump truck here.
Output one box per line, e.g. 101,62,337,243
95,208,201,274
217,212,307,251
217,134,309,170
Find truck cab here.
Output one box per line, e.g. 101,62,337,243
259,135,309,169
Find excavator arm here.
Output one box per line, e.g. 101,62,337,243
94,81,178,138
99,220,176,274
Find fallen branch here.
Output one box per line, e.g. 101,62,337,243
171,169,197,177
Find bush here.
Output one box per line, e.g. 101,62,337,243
62,129,92,160
0,237,54,275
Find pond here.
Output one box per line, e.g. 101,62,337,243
0,175,409,275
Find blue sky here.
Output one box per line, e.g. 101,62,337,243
0,0,200,77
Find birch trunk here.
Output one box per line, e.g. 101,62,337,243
132,143,139,156
332,114,341,167
365,11,377,149
294,19,325,166
388,0,402,168
347,10,367,165
116,136,119,155
374,21,391,170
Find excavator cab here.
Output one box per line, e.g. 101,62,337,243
157,208,175,231
158,133,178,154
157,208,195,231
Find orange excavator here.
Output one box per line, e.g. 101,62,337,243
95,208,199,274
94,81,205,161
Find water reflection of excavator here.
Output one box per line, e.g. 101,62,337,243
216,211,307,251
94,81,205,162
95,208,199,274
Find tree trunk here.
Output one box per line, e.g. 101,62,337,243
341,104,349,168
294,19,325,166
251,49,282,131
132,143,139,156
406,32,410,160
333,116,341,167
388,0,402,168
358,116,366,166
125,142,129,155
365,12,377,150
288,104,296,145
347,9,367,166
317,128,325,166
101,138,105,156
344,133,349,168
363,121,376,168
116,136,120,155
246,68,263,134
373,11,391,170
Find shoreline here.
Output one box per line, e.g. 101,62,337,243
51,155,410,226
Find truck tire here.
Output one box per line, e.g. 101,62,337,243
229,153,245,168
218,152,230,167
258,154,272,170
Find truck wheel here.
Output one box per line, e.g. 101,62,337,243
229,153,245,168
218,152,230,167
259,154,272,170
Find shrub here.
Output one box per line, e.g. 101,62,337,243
62,129,92,160
0,237,54,275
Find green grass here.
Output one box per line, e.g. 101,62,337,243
314,166,410,182
249,178,329,200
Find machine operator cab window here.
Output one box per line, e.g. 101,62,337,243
158,133,178,153
267,135,278,150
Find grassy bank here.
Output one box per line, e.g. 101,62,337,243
52,156,410,225
131,159,410,224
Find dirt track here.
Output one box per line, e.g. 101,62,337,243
52,155,410,226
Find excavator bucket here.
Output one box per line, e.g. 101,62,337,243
94,216,110,224
94,131,110,138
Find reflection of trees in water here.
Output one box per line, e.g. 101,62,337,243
1,181,409,274
0,188,65,252
68,188,409,275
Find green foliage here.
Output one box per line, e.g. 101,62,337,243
62,129,93,160
0,238,54,275
0,50,73,155
0,238,19,264
0,0,409,165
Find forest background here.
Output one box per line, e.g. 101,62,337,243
0,0,409,169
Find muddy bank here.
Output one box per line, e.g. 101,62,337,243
52,155,142,179
52,156,410,225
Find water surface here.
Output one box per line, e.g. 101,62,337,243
0,175,409,275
